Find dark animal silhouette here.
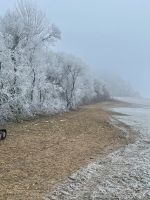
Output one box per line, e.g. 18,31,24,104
0,129,7,140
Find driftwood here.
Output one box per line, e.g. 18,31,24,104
0,129,7,140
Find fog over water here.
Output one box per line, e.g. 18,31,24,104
1,0,150,98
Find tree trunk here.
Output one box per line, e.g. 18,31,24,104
31,69,36,102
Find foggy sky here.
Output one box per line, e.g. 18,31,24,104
0,0,150,97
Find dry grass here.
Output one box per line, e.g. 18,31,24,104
0,102,131,200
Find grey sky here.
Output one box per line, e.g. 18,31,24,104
0,0,150,97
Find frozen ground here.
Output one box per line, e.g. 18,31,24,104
45,98,150,200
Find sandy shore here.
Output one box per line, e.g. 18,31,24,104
45,98,150,200
0,101,134,200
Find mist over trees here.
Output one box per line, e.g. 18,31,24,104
0,0,111,123
99,73,140,98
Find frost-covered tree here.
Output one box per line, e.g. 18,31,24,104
0,0,110,123
93,79,110,102
0,0,60,102
79,78,110,105
47,53,85,109
0,0,61,121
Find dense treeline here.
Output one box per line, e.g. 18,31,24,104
0,0,110,123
